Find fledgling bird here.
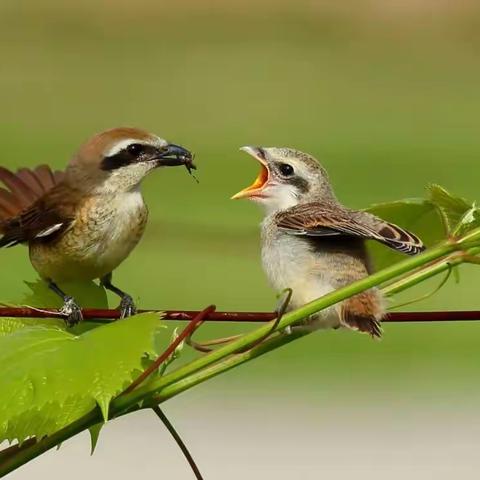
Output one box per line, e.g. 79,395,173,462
232,147,424,338
0,127,195,324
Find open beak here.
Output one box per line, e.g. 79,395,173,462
157,144,196,172
231,146,270,200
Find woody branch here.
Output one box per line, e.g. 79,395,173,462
0,306,480,322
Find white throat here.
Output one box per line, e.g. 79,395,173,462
256,184,300,215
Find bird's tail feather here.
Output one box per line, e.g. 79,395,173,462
0,165,64,223
339,292,383,338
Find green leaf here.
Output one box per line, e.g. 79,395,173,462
23,280,109,334
427,184,472,234
0,317,63,337
0,280,110,337
366,198,446,271
89,423,103,455
20,279,108,309
0,312,162,444
453,206,480,237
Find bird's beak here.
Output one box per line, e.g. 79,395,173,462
156,144,196,171
231,146,270,200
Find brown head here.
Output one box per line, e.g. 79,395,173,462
232,147,337,213
67,127,195,193
0,127,194,226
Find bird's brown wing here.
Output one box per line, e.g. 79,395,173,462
0,183,75,248
0,165,65,222
275,202,425,255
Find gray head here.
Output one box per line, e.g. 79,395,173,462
232,146,336,213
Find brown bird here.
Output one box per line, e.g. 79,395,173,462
0,127,195,324
232,146,424,338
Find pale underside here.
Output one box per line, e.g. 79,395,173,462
29,191,148,282
261,216,385,331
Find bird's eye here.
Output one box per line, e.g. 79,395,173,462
278,163,294,176
127,143,144,156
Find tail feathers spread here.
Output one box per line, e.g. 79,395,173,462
339,292,384,338
342,312,382,338
0,165,63,223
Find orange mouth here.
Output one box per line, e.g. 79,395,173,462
231,147,270,200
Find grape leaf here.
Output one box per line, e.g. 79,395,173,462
0,312,162,444
89,423,103,455
21,279,108,311
0,317,62,337
21,280,110,335
0,280,111,337
452,206,480,237
427,184,472,234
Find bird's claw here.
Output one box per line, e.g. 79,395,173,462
119,295,137,319
60,296,83,326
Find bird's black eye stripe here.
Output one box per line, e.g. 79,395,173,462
275,162,309,192
101,143,157,171
278,163,294,176
127,143,144,156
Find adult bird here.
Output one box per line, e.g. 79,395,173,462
0,127,195,324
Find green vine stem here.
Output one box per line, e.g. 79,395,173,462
1,229,479,477
117,238,463,409
383,246,480,297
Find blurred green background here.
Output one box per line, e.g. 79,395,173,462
2,1,480,478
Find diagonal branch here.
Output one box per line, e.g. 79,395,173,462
123,305,216,395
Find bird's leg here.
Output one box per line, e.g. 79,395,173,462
100,273,136,319
47,279,83,326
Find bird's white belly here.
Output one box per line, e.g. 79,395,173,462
261,229,340,329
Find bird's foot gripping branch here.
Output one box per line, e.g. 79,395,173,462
1,184,480,477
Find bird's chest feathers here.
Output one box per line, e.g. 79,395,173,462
30,192,148,281
261,220,337,310
261,226,313,292
74,191,148,262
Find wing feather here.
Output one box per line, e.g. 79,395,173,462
0,183,75,247
275,202,425,256
34,165,57,191
0,167,37,208
0,165,64,222
16,168,47,196
0,189,21,218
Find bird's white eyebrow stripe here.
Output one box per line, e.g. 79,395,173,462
104,139,144,157
104,137,167,157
